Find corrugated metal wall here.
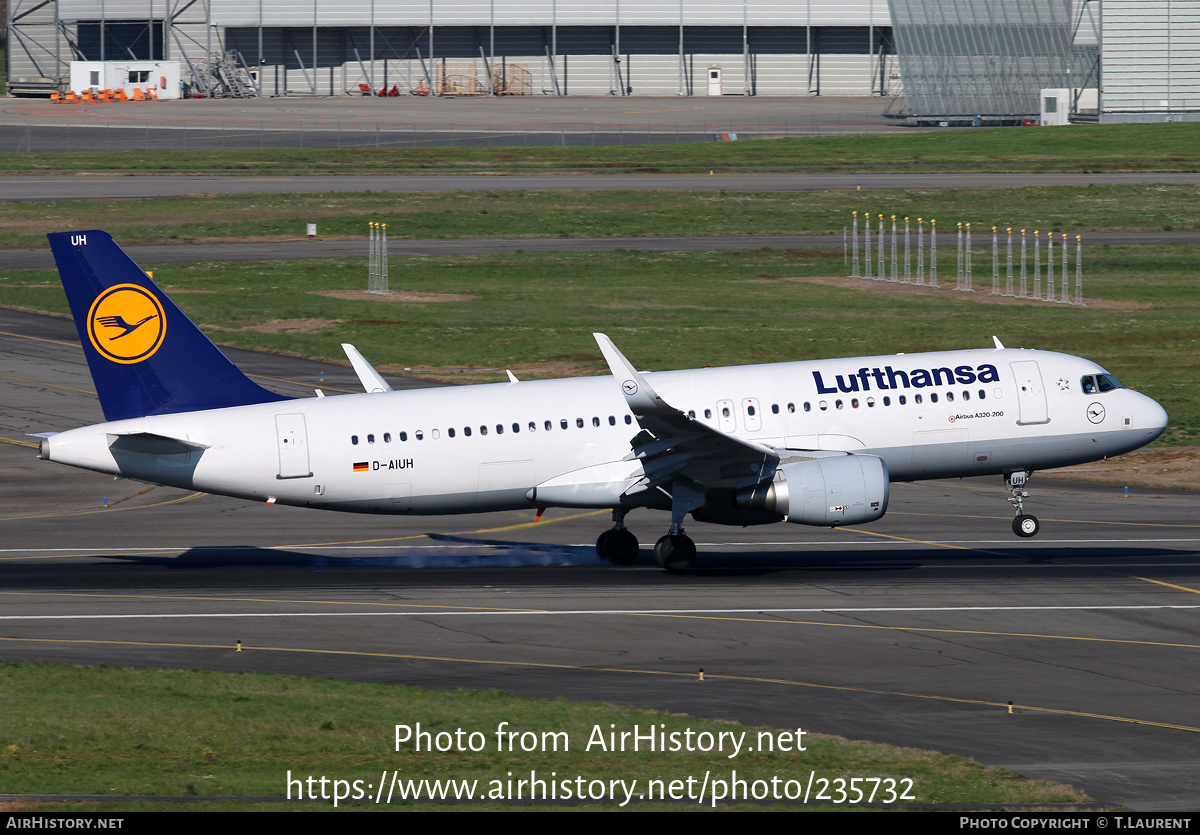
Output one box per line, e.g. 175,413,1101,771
207,0,891,29
1102,0,1200,115
223,25,889,97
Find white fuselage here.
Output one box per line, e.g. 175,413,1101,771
42,347,1167,520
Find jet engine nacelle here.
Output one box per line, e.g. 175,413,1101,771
734,454,889,526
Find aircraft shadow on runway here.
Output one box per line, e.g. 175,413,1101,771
56,540,1196,574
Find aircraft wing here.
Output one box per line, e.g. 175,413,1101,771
593,334,778,497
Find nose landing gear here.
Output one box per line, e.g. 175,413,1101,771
1007,471,1040,538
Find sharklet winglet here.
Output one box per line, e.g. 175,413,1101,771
342,343,394,393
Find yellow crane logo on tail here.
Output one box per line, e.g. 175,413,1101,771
86,283,167,364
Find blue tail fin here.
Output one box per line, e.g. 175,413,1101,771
48,230,291,421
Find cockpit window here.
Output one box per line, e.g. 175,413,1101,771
1082,374,1124,394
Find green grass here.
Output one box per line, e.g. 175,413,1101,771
3,245,1196,445
0,661,1089,809
5,122,1200,174
3,183,1198,248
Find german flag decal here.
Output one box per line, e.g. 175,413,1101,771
353,462,369,473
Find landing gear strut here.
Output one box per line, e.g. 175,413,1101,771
596,509,639,564
1007,471,1040,538
651,478,705,571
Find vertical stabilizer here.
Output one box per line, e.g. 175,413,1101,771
48,230,290,421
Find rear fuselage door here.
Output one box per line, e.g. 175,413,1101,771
276,413,312,478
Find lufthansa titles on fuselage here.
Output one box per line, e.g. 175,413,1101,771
812,363,1001,395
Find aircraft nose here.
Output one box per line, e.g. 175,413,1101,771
1142,394,1169,441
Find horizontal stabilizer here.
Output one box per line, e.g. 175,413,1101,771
107,432,211,455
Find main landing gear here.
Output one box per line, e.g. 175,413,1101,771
654,529,696,572
595,509,639,565
594,498,700,572
1007,470,1040,538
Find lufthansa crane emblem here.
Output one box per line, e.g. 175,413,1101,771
622,380,638,396
86,284,167,364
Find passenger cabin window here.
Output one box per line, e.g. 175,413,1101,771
351,435,359,445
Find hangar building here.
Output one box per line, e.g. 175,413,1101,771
6,0,1197,124
5,0,898,98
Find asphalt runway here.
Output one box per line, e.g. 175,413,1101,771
0,95,910,152
2,306,1200,810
